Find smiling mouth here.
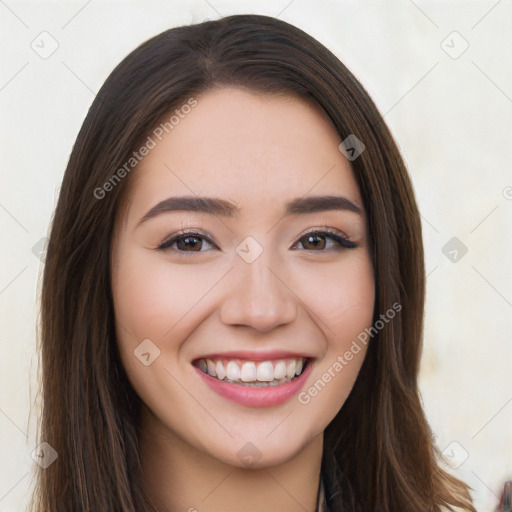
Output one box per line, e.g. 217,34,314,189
193,357,310,387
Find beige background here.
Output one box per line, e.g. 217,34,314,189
1,1,511,511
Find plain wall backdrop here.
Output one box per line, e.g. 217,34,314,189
1,1,511,511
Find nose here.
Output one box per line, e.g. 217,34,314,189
219,250,298,333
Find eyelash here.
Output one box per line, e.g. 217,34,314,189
156,228,357,254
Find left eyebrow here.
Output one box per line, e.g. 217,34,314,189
137,194,363,226
285,195,362,215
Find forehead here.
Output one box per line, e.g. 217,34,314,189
126,87,362,221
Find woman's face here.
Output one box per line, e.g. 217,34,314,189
111,87,375,468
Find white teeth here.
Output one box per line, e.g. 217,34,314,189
273,361,287,380
240,361,257,382
256,361,274,382
206,359,216,376
226,361,241,380
286,360,296,379
195,357,307,385
215,360,226,380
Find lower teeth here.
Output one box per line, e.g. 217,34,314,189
224,377,294,387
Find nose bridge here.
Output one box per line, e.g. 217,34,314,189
220,243,297,332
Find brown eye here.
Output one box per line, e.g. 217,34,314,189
176,235,203,251
294,230,357,251
157,232,216,252
301,233,327,250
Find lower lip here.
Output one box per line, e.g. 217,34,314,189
194,361,313,408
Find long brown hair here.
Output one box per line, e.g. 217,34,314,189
30,14,475,512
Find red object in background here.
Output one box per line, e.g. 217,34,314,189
497,481,512,512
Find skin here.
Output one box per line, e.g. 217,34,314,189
111,87,375,512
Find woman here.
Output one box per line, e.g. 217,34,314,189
30,14,476,512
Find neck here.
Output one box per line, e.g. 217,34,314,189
139,406,323,512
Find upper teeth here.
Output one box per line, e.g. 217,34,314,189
196,358,306,384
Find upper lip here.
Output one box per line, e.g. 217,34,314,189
192,350,314,362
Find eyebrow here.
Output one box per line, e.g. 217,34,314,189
137,194,362,225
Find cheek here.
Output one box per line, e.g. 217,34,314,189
110,247,192,394
112,247,218,343
302,250,375,338
111,248,210,422
299,251,374,415
110,246,229,402
331,255,375,338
